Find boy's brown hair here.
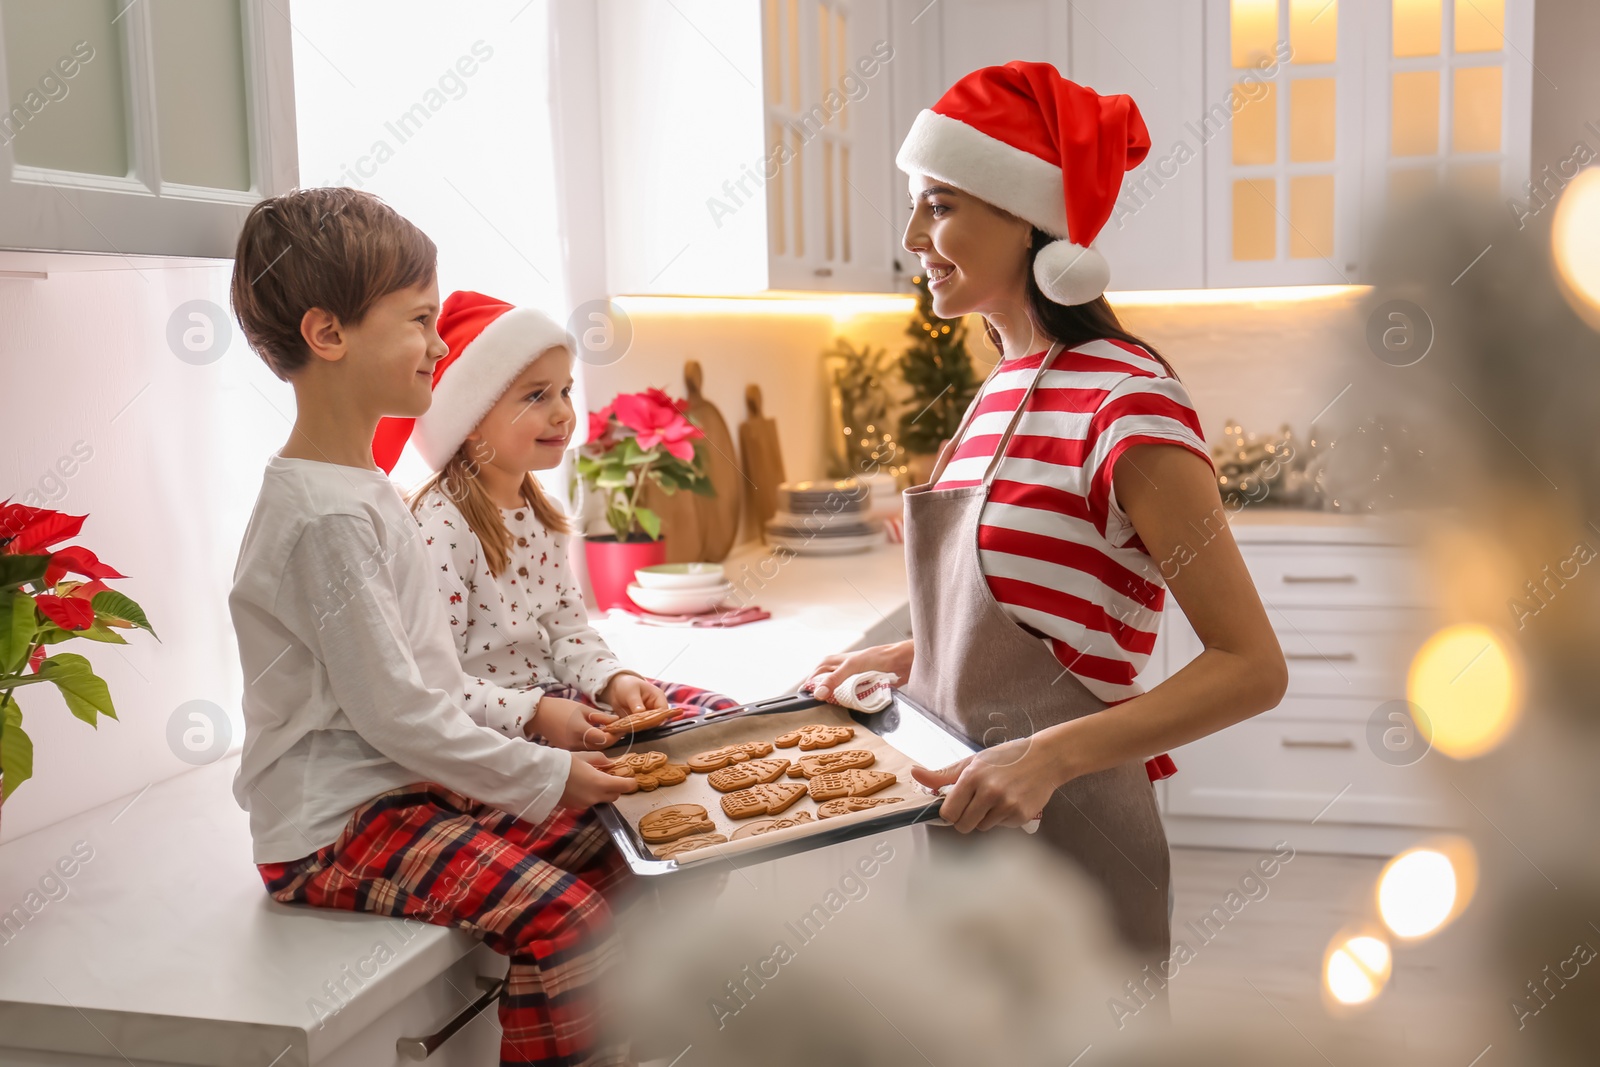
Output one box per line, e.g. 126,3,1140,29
230,187,437,381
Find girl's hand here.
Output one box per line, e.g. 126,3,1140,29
910,737,1056,833
530,695,617,750
804,640,914,703
600,673,670,716
559,751,634,808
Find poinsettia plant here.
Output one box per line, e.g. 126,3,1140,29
0,502,158,801
575,387,714,541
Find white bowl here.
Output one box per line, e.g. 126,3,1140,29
626,581,734,615
633,562,727,590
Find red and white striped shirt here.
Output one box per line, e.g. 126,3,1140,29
935,338,1213,704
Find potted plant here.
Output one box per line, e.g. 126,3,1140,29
575,388,713,610
0,502,157,828
897,272,981,485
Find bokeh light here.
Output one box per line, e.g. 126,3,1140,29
1406,623,1520,758
1376,839,1478,939
1324,934,1392,1006
1552,166,1600,329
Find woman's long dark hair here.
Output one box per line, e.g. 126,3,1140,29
982,226,1179,378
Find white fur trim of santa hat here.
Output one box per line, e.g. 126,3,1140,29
413,307,574,470
896,108,1111,306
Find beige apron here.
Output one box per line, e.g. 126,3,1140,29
901,341,1172,959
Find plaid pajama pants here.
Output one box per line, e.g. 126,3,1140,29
259,784,635,1067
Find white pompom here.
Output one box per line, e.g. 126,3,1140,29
1033,240,1110,305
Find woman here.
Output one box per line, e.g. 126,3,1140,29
806,63,1287,963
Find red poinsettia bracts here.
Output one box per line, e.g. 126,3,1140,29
575,388,713,542
612,390,703,462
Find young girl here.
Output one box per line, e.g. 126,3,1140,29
372,289,740,750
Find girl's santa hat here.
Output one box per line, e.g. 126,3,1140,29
372,290,572,474
895,61,1149,306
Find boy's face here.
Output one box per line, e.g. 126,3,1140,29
343,278,447,418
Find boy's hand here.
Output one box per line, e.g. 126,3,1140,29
529,695,617,751
600,673,670,717
559,752,634,808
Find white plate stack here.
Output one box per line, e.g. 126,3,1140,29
627,563,732,615
765,479,884,555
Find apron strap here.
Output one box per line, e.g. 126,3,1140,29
928,340,1065,488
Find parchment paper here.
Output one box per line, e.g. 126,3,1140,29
606,705,940,866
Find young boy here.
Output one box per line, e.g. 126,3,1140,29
226,188,633,1067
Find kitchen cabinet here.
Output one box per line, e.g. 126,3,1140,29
1203,0,1534,288
1151,514,1453,856
597,0,897,296
0,0,297,260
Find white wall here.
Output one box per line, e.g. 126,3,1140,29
0,262,286,842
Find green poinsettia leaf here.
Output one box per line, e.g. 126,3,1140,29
36,652,117,727
0,592,36,673
0,695,33,799
634,507,662,541
70,622,129,645
0,554,50,592
91,590,157,639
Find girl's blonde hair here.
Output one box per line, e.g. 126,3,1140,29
405,443,571,579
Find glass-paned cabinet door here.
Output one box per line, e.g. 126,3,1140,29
1205,0,1364,286
0,0,295,258
762,0,892,291
1362,0,1533,217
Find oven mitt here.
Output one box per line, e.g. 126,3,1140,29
813,669,897,713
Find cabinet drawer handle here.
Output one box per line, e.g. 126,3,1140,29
1280,738,1355,749
398,975,505,1060
1281,574,1359,584
1285,652,1357,662
814,267,834,277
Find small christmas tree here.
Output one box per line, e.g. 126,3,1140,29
824,338,905,479
897,272,981,455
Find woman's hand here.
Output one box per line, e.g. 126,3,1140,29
559,751,634,808
600,673,670,716
804,640,914,702
530,695,617,750
910,736,1058,833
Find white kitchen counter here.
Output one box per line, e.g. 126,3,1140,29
0,540,911,1066
591,539,911,702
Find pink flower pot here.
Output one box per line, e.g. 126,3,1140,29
583,536,668,612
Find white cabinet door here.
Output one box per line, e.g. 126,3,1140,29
0,0,296,258
598,0,896,296
1203,0,1364,288
1073,0,1207,292
1360,0,1534,219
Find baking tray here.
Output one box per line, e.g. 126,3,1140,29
595,688,975,876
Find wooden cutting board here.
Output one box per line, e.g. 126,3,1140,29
739,384,786,543
684,360,742,562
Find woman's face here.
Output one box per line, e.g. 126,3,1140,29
902,173,1034,320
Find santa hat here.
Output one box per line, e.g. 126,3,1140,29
895,61,1149,306
371,290,573,474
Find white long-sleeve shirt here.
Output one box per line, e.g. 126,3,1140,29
413,487,631,739
229,454,569,863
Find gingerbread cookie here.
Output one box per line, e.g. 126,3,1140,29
719,782,808,820
639,803,715,843
817,796,906,819
807,768,896,801
730,811,815,840
604,705,677,737
785,749,876,778
652,833,728,859
709,758,792,792
610,751,668,777
686,740,775,773
774,723,856,750
632,762,690,791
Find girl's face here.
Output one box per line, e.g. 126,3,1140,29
464,345,576,474
901,173,1034,320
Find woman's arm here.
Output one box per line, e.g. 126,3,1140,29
913,443,1287,831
